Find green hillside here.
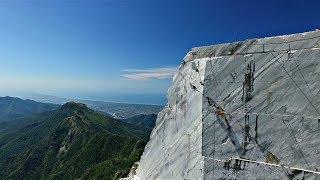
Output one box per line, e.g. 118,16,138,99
0,102,149,180
121,113,157,130
0,96,59,122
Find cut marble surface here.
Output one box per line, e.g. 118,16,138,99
131,30,320,180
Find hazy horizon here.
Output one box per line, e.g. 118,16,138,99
0,0,319,104
0,91,166,105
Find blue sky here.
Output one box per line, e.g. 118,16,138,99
0,0,319,105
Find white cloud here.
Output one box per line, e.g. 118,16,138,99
0,67,177,96
121,67,177,81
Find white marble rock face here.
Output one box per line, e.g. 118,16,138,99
133,30,320,180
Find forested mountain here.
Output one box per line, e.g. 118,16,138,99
121,113,157,130
0,102,149,179
0,96,59,122
20,94,163,119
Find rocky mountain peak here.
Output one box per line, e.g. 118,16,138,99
60,101,88,111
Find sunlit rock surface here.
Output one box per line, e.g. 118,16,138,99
135,30,320,179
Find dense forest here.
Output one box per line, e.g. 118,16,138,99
0,102,150,179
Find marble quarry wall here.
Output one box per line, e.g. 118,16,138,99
134,30,320,180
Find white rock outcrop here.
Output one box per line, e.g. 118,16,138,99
136,30,320,179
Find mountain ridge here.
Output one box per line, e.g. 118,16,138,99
120,114,157,130
0,101,149,179
19,94,163,119
0,96,59,122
